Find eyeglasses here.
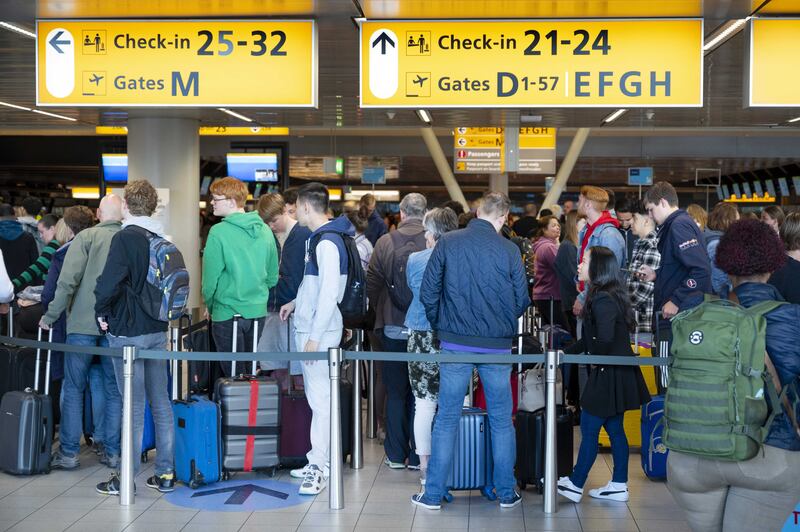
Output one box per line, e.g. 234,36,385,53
210,196,230,204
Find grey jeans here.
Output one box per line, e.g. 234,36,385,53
667,446,800,532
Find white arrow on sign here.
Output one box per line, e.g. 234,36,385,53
45,28,75,98
368,29,398,99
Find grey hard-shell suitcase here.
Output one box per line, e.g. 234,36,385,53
214,316,280,476
0,328,54,475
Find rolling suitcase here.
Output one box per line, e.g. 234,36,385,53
446,406,495,500
0,328,54,475
641,396,667,479
279,375,312,468
215,316,280,476
515,406,574,491
515,310,574,492
444,374,495,501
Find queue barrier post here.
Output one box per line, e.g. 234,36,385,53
542,348,560,514
329,346,345,510
120,345,136,506
351,330,364,470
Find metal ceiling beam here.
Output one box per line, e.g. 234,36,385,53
539,127,591,210
420,125,468,211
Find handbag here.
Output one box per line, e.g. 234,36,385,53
519,364,563,412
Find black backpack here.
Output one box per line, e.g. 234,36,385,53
385,230,427,312
309,230,367,328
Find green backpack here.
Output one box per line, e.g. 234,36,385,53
664,297,792,461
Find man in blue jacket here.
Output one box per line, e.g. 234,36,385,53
413,191,530,511
639,181,711,339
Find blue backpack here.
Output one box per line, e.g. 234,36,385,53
132,227,190,322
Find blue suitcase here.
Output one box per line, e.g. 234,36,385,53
445,407,495,501
173,395,223,489
641,396,668,480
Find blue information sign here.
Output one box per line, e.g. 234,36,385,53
627,167,653,186
163,479,308,512
362,167,386,184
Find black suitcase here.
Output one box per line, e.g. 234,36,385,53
515,307,574,492
0,328,54,475
515,405,574,491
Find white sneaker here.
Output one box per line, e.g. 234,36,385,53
298,465,327,496
588,481,629,502
557,476,583,503
290,464,313,479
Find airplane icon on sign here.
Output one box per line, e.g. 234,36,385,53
412,74,428,87
88,73,104,85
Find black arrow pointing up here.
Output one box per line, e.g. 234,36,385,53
49,31,71,54
372,32,395,55
191,483,289,505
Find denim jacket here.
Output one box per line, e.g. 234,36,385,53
577,222,626,304
404,247,433,331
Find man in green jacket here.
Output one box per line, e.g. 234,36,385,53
40,194,123,470
202,177,278,376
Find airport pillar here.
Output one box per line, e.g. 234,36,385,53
127,115,201,310
489,173,509,196
539,128,590,211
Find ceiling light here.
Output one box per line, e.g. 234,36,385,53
703,17,750,52
0,21,35,39
32,109,77,121
0,101,31,111
416,109,432,124
217,107,253,122
602,109,627,123
788,116,800,123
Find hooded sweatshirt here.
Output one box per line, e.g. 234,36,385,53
94,216,172,337
0,219,39,280
202,211,279,322
293,215,353,343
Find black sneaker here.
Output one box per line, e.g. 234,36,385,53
499,491,522,509
146,473,176,493
96,473,136,496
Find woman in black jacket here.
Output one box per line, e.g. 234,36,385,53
557,246,650,504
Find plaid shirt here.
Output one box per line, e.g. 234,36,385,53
627,231,661,333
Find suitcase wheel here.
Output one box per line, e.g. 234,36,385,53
188,479,199,489
222,471,231,481
518,480,526,491
267,467,277,478
141,452,148,463
443,492,454,503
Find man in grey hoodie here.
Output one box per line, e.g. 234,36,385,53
280,182,351,496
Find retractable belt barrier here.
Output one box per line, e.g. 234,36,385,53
0,333,672,513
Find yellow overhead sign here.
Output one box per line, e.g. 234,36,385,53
748,18,800,107
96,126,290,135
360,19,703,108
37,20,317,107
519,127,556,148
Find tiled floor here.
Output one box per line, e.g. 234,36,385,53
0,428,691,532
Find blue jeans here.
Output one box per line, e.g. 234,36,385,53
571,411,628,488
60,334,121,458
423,355,517,503
109,332,175,476
88,362,106,444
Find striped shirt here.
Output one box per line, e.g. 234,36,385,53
12,239,59,290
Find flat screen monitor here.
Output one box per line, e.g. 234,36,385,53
226,153,279,182
102,153,128,182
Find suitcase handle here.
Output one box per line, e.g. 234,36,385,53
230,315,261,378
34,327,53,395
